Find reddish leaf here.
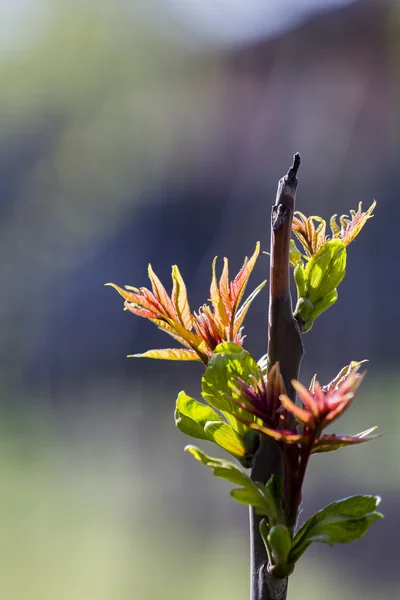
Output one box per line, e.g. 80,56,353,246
147,264,177,318
312,428,380,454
280,394,314,426
230,242,260,314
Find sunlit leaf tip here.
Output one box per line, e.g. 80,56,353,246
108,244,265,363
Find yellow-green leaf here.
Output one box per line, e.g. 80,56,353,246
304,240,346,303
129,348,199,360
175,392,221,439
202,342,261,435
204,421,246,458
210,256,228,327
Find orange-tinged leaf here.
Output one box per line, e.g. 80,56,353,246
246,421,307,443
105,283,138,303
279,394,314,426
339,201,376,246
197,304,225,339
210,256,227,328
230,242,260,313
292,379,319,418
107,283,162,318
129,348,200,360
322,361,367,393
150,318,193,348
292,214,328,256
147,264,176,318
163,316,206,350
122,286,167,317
125,304,158,319
219,257,231,313
171,265,192,329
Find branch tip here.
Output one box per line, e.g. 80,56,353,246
286,153,301,184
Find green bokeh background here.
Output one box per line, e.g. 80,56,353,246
0,1,398,598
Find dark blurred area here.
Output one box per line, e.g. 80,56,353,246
0,1,398,598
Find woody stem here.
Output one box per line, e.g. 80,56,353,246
250,154,304,600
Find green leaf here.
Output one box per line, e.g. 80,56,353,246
290,495,382,563
175,393,249,460
267,524,292,565
202,342,262,435
304,240,346,303
185,445,274,516
293,297,315,332
309,289,338,320
293,240,346,332
262,474,284,524
260,520,295,579
268,524,292,565
293,263,306,297
204,421,246,459
304,513,381,546
175,392,221,441
289,239,303,268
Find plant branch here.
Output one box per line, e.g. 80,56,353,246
250,154,304,600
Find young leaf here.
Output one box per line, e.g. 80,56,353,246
267,524,292,565
185,445,274,516
304,239,346,303
175,392,221,440
260,520,296,579
293,263,306,297
289,495,382,563
322,360,368,393
202,342,262,435
204,421,247,459
259,475,284,525
304,512,381,546
293,240,346,331
289,239,302,268
171,265,192,329
131,348,199,360
312,427,380,454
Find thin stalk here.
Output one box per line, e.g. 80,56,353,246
250,155,304,600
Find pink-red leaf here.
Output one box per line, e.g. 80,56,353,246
147,264,177,318
312,427,380,454
292,379,319,418
279,394,314,426
230,242,260,314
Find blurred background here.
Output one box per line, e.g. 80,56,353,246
0,0,398,598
